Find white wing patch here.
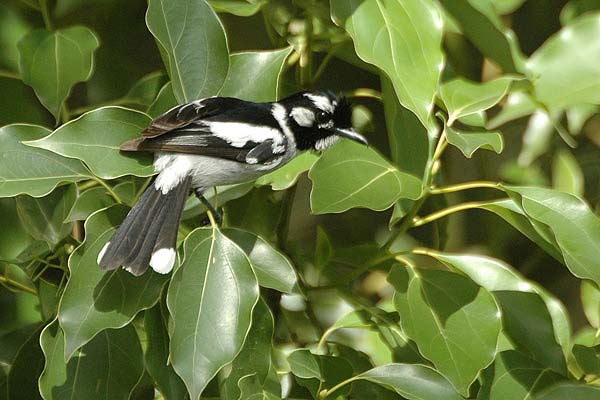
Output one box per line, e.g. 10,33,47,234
150,248,176,274
290,107,315,127
204,121,284,148
304,93,336,113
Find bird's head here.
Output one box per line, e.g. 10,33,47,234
279,90,368,151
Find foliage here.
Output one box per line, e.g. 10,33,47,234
2,0,600,399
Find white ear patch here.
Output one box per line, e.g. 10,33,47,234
304,93,336,113
290,107,315,127
150,248,176,274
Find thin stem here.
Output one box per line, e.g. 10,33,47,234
77,179,100,191
320,376,359,399
381,195,427,252
0,275,37,295
346,250,410,282
94,178,123,204
346,88,382,100
429,181,501,195
412,200,496,227
40,0,53,31
0,69,20,80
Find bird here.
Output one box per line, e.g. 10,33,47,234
97,90,368,276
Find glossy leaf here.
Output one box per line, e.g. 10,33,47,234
144,304,188,400
560,0,600,25
439,0,525,73
536,383,600,400
487,91,537,129
0,198,49,263
146,0,229,103
220,48,292,101
16,184,76,247
309,140,422,214
124,71,168,107
331,0,444,128
25,107,154,179
581,280,600,328
255,152,318,191
445,125,503,158
504,185,600,287
39,321,144,400
347,364,461,400
478,350,565,400
223,228,299,294
527,13,600,109
494,291,567,373
209,0,266,16
440,76,515,125
167,227,259,400
222,299,274,400
148,81,177,117
65,186,114,222
288,349,353,398
0,124,90,198
390,267,501,395
573,344,600,374
58,205,168,360
18,26,99,118
552,149,584,196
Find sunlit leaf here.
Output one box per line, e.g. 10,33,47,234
0,124,90,198
25,107,154,179
331,0,444,128
123,71,168,107
552,149,584,196
581,280,600,328
536,383,600,400
167,227,259,399
487,91,537,129
209,0,267,16
445,125,503,158
288,349,353,398
309,141,422,214
58,205,168,360
65,186,114,222
147,81,177,118
255,152,318,191
39,321,144,400
146,0,229,103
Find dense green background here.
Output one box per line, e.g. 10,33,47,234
2,0,600,399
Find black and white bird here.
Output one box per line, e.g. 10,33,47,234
97,90,367,276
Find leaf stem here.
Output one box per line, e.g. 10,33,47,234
412,200,496,227
319,376,359,399
40,0,53,31
381,196,427,252
0,69,20,80
94,178,123,204
0,274,37,295
346,250,410,282
429,180,501,195
346,88,382,100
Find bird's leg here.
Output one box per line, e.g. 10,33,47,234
194,188,223,226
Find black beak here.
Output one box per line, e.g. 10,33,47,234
334,128,368,146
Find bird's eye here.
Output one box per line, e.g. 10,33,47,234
316,111,329,124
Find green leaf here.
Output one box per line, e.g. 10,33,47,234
18,26,99,119
390,267,501,395
487,91,536,129
167,227,259,400
490,0,526,15
381,76,428,176
445,125,503,158
494,291,567,373
147,81,177,117
478,350,565,400
0,198,49,263
255,152,318,191
440,76,515,125
309,141,422,214
182,182,254,220
16,184,76,247
222,299,274,400
560,0,600,25
527,12,600,110
288,349,353,398
25,107,154,179
581,280,600,328
223,228,299,294
220,48,292,102
144,304,188,400
536,383,600,400
0,124,90,198
39,321,144,400
503,185,600,288
331,0,444,128
58,205,168,360
314,225,332,270
146,0,229,103
6,326,44,400
236,374,280,400
422,251,571,352
346,364,461,400
438,0,525,73
124,71,168,107
573,344,600,374
65,186,114,222
209,0,267,16
552,149,584,196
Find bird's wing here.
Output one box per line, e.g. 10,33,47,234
140,97,249,138
125,128,285,165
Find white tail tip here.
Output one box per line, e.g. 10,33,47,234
97,242,110,265
149,248,176,274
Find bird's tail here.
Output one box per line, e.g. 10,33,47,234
97,177,191,276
